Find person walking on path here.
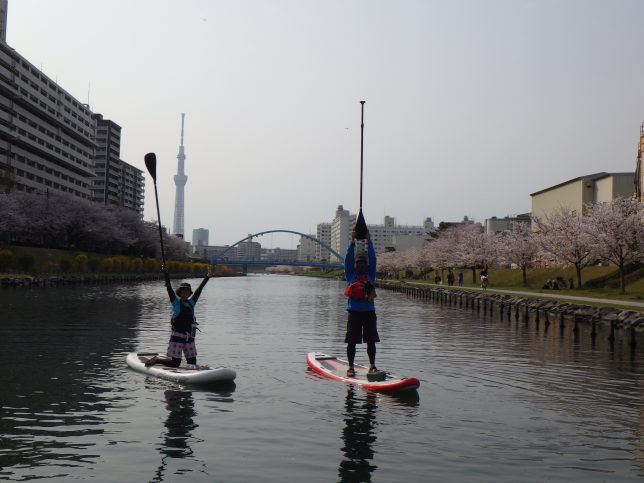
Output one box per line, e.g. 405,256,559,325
457,271,464,287
145,264,212,368
343,229,379,378
480,268,489,289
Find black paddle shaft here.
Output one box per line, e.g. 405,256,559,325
359,100,365,209
144,152,166,266
354,101,368,240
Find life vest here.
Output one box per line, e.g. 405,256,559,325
172,300,196,334
345,276,376,301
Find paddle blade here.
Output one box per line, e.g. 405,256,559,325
144,153,157,181
354,209,368,239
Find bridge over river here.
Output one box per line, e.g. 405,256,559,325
211,229,345,270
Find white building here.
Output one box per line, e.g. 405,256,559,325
325,205,434,258
297,235,317,262
368,216,434,253
330,205,356,262
316,222,331,262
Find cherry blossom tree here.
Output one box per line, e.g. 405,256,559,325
532,207,593,288
427,233,454,277
583,197,644,294
497,221,538,286
0,192,29,244
456,224,498,283
0,190,176,259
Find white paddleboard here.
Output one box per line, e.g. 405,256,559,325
126,352,236,385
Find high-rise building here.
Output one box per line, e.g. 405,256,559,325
0,0,7,43
316,222,331,262
173,113,187,237
0,3,144,212
0,42,96,198
330,205,355,262
192,228,209,248
92,114,144,214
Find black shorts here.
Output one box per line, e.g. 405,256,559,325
345,311,380,344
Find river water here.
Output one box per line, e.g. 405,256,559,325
0,274,642,482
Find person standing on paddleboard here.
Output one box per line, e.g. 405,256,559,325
344,229,379,378
145,264,212,368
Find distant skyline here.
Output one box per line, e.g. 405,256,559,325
7,0,643,247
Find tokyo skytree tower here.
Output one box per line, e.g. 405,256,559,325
172,113,187,237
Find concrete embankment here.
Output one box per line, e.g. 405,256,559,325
377,281,644,351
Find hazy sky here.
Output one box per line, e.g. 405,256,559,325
8,0,644,247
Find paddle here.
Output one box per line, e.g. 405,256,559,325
354,101,368,239
144,152,167,266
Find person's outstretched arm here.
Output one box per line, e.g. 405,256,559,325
162,264,175,302
191,266,212,304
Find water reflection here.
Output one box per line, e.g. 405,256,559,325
338,386,378,482
0,285,143,479
152,384,236,483
153,390,197,482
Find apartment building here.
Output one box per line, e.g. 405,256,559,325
315,222,331,262
368,216,435,253
0,41,96,198
330,205,356,262
92,114,144,214
0,4,144,214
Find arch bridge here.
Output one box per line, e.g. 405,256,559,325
211,229,344,269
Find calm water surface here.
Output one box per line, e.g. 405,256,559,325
0,275,642,482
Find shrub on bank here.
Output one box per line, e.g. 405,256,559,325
59,257,72,273
75,254,89,272
1,245,236,278
17,254,35,273
0,249,13,271
88,258,100,272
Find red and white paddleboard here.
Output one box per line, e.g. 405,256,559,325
306,351,420,393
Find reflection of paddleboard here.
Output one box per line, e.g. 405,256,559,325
126,352,236,385
306,351,419,393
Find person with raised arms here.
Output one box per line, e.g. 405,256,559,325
145,263,211,368
343,229,379,378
